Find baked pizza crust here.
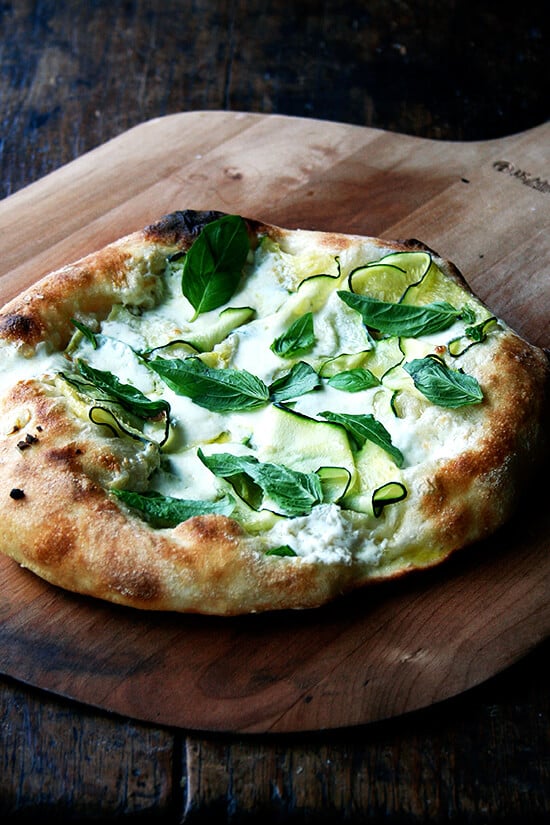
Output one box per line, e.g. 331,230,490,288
0,211,548,614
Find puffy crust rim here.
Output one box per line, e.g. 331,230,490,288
0,211,548,614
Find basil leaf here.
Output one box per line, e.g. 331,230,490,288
198,450,323,517
269,361,321,402
460,305,477,325
271,312,315,358
320,410,404,467
448,317,498,357
327,368,380,392
265,545,298,557
70,318,98,349
464,317,497,343
147,357,270,411
181,214,250,318
112,489,234,528
404,356,483,407
74,360,170,421
338,292,462,337
195,451,264,510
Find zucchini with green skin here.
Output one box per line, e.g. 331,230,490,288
348,250,432,302
0,209,546,616
185,306,256,352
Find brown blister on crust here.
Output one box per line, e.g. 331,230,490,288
171,515,245,587
176,514,243,545
107,566,162,604
32,519,78,568
144,210,274,257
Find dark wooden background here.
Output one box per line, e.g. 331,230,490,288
2,0,549,201
1,1,549,822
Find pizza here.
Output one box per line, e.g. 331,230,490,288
0,210,547,614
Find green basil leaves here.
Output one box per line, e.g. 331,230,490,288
265,545,298,557
338,292,465,338
74,360,170,420
180,214,250,319
198,450,323,517
61,360,171,445
147,357,321,412
327,368,380,392
404,356,483,408
112,489,235,528
269,361,321,402
148,357,270,412
319,411,404,467
271,312,316,357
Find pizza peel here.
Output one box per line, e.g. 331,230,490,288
0,112,548,733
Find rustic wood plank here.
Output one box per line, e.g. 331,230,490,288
1,0,547,200
1,643,548,822
182,640,550,823
0,2,549,822
0,111,548,735
0,674,178,822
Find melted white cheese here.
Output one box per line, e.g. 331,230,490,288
0,238,491,564
264,502,386,565
0,342,67,394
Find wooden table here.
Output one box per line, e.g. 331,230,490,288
1,3,549,822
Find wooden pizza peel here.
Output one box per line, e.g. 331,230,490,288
0,112,548,733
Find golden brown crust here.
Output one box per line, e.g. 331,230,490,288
419,333,548,549
0,379,356,614
0,211,548,614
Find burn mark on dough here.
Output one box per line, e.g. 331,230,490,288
0,312,43,345
15,426,41,450
47,443,85,470
144,210,225,246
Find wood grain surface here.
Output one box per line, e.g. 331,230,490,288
1,2,549,821
0,112,548,736
2,641,549,822
2,0,548,202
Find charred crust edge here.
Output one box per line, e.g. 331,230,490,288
0,312,43,346
144,210,227,245
143,210,268,251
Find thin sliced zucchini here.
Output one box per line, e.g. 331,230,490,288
317,350,373,378
364,336,405,380
225,493,283,534
284,273,343,317
260,237,340,290
399,259,477,312
448,317,499,357
255,403,357,481
341,439,404,517
372,481,407,517
348,251,432,302
317,466,352,504
89,405,150,443
186,306,256,352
